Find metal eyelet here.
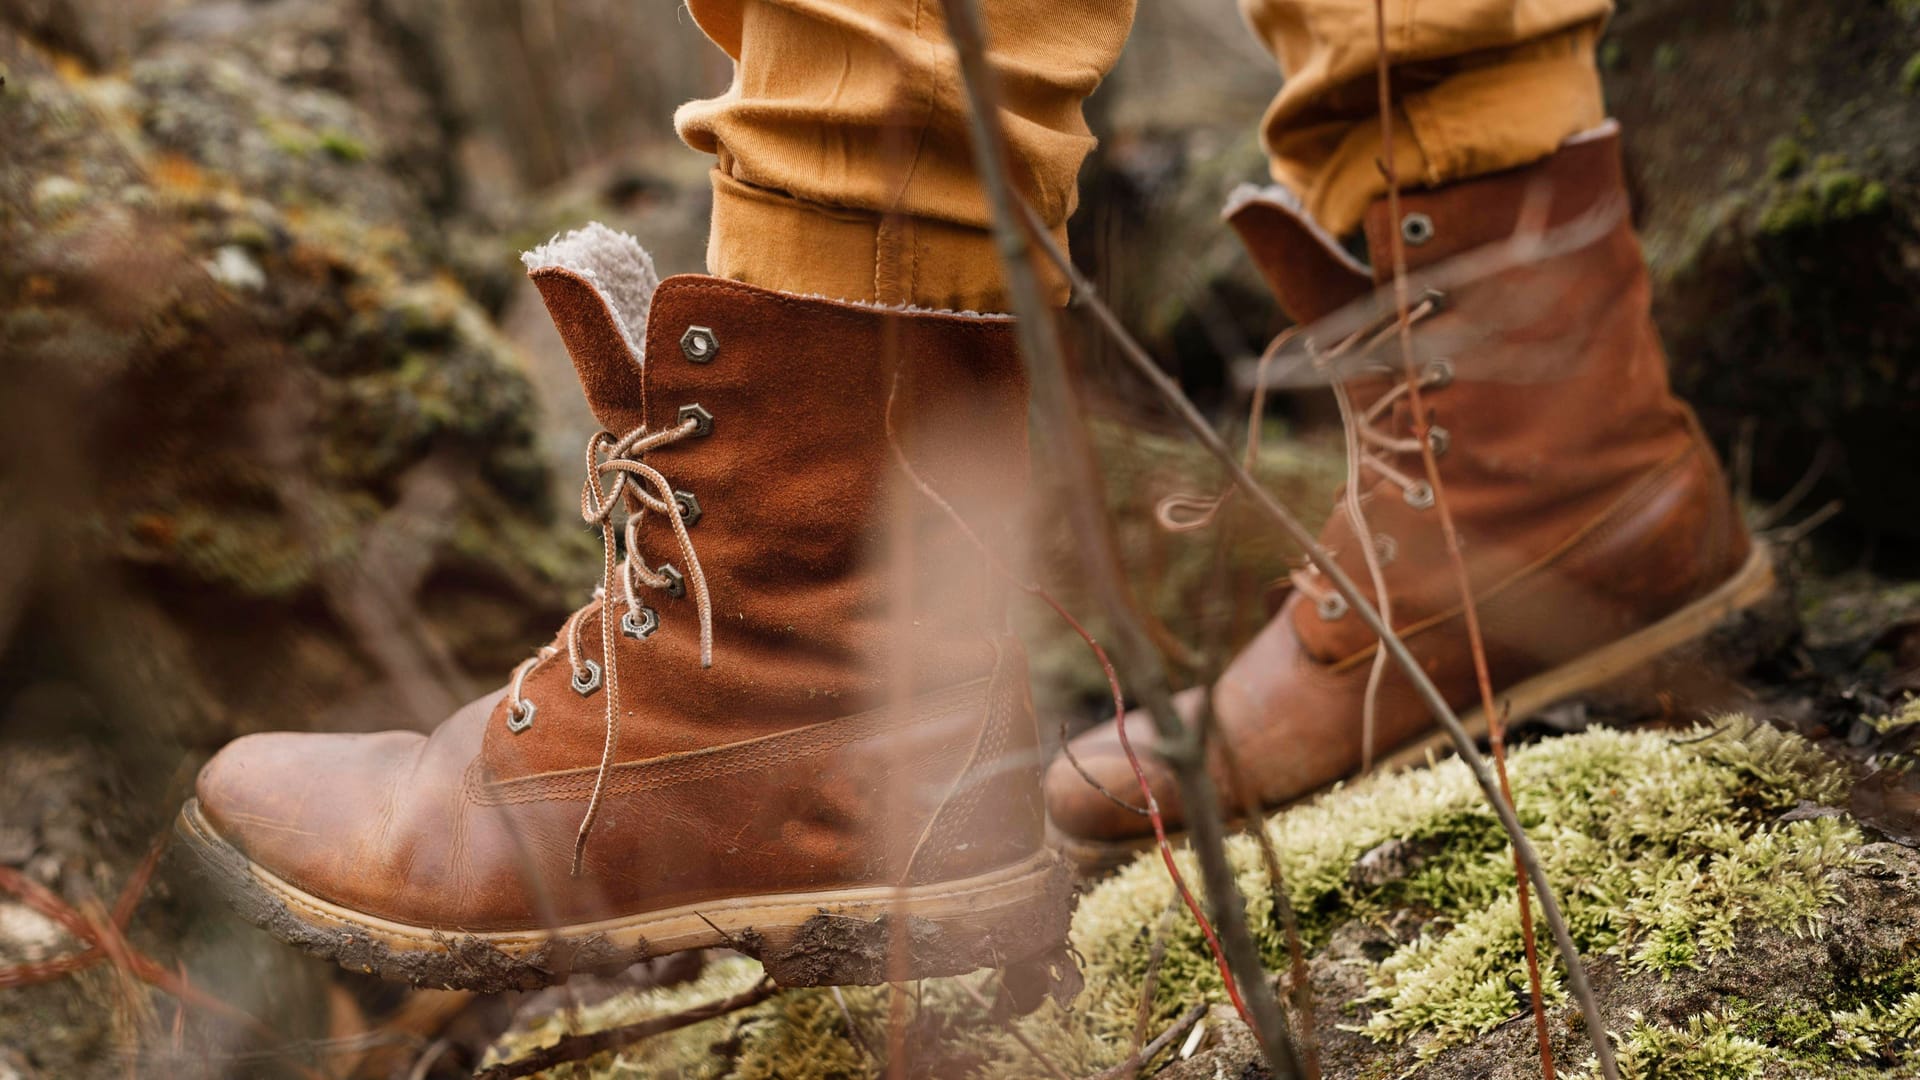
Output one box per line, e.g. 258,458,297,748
677,403,714,437
680,326,718,363
1401,212,1435,246
1403,481,1436,510
1421,360,1454,389
1317,593,1350,621
622,606,659,639
673,490,702,527
1373,533,1399,566
657,563,686,598
1426,426,1451,457
570,659,602,696
506,699,536,733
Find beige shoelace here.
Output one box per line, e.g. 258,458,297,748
1151,292,1446,769
503,413,714,875
1280,292,1446,623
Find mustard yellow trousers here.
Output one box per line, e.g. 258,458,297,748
676,0,1611,312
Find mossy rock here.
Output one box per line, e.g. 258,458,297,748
481,718,1920,1079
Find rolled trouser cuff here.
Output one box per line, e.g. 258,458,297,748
706,169,1069,313
1269,23,1608,236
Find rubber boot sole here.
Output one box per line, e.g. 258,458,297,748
176,799,1074,992
1051,542,1787,874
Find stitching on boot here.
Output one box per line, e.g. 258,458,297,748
901,638,1018,881
466,678,992,806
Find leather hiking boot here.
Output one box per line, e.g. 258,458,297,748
179,224,1070,991
1046,124,1783,871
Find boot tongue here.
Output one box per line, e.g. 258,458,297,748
1224,183,1373,326
523,223,657,434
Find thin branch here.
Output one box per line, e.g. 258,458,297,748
1127,897,1180,1077
0,861,326,1080
1088,1003,1210,1080
958,975,1073,1080
937,3,1301,1075
471,977,777,1080
1367,4,1556,1076
831,986,874,1061
1770,498,1843,546
884,372,1242,1018
1013,188,1621,1080
1211,702,1321,1079
1752,441,1833,531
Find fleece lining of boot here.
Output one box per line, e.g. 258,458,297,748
524,220,1016,333
523,223,658,367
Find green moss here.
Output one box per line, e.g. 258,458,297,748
1865,696,1920,733
493,719,1872,1078
1767,137,1806,180
1830,991,1920,1062
1902,52,1920,93
1757,152,1892,234
1609,1012,1772,1079
317,128,367,162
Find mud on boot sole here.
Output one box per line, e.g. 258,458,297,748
175,799,1075,993
1053,543,1790,875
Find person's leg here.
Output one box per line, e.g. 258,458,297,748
675,0,1135,311
183,0,1136,987
1241,0,1611,235
1047,1,1778,868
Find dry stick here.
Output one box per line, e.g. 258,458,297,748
880,377,1242,1022
472,977,778,1080
1209,704,1320,1080
937,3,1300,1075
957,976,1073,1080
0,865,328,1080
882,297,916,1080
1117,895,1182,1080
1012,201,1622,1080
1366,6,1558,1076
1090,1003,1211,1080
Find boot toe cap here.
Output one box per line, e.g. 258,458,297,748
1044,699,1190,846
195,729,421,893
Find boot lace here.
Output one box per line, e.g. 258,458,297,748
1285,293,1449,621
501,410,714,874
1155,291,1448,623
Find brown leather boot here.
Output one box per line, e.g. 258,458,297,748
178,225,1070,990
1046,125,1780,870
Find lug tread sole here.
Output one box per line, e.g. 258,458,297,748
176,799,1072,992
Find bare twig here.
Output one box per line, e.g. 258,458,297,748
1088,1003,1210,1080
958,975,1073,1080
471,977,777,1080
1770,498,1843,546
831,986,874,1061
1211,703,1320,1078
937,2,1301,1074
1366,5,1556,1075
0,860,328,1080
1013,182,1621,1080
884,373,1245,1019
1127,897,1180,1076
1752,440,1833,531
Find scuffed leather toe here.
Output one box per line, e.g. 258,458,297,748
197,729,422,888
